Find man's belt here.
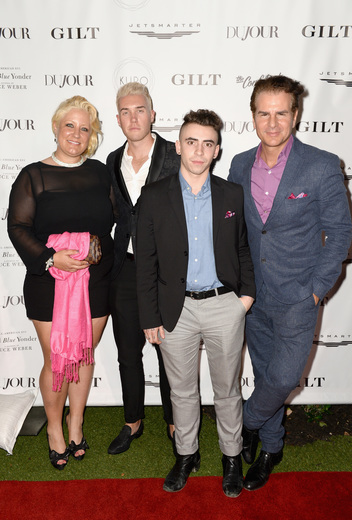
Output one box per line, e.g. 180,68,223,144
185,286,233,300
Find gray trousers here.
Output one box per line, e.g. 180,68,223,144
160,291,246,457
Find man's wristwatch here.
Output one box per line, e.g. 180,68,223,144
45,256,54,271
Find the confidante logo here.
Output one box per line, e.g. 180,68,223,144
0,27,30,39
44,74,94,88
129,22,200,40
113,58,155,91
302,25,352,38
319,71,352,88
235,74,272,89
51,27,99,39
226,25,279,40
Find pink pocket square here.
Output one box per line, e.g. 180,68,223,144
225,211,236,219
288,192,308,199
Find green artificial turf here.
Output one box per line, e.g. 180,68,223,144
1,406,351,481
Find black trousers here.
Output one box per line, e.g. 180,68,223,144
109,255,173,424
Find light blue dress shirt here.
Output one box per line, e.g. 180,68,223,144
179,172,223,292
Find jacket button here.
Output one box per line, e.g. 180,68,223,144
262,230,267,235
131,209,136,215
261,258,266,263
184,251,188,256
180,278,185,283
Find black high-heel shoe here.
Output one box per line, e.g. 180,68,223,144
66,409,89,460
47,434,70,470
69,437,89,461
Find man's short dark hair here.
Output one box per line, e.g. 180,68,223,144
180,109,223,143
250,75,304,114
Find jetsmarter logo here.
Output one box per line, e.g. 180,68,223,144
129,23,200,39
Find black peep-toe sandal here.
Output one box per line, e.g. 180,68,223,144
47,435,70,470
69,437,89,461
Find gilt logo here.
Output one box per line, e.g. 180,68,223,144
129,23,200,39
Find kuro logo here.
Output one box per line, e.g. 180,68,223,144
302,25,352,38
171,74,221,86
0,119,35,131
44,74,94,88
51,27,99,39
226,26,279,40
295,121,343,133
0,27,30,39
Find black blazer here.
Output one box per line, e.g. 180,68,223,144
107,133,180,279
136,173,256,332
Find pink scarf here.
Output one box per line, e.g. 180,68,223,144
46,232,93,392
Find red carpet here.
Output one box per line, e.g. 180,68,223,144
1,472,351,520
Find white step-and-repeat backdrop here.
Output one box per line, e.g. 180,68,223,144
1,0,351,405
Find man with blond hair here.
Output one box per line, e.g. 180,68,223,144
107,83,180,455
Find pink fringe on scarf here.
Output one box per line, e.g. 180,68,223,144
46,232,93,392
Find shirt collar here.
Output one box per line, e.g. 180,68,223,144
255,134,294,166
179,171,211,195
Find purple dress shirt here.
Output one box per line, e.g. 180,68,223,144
251,135,293,224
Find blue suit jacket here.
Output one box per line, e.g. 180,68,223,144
228,136,351,304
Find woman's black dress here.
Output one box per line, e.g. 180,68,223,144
8,159,115,321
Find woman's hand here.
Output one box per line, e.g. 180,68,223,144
53,250,89,272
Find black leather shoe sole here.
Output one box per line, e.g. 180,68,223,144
108,421,144,455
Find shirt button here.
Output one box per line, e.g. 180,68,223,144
265,191,269,195
195,237,198,240
195,259,198,262
268,170,272,174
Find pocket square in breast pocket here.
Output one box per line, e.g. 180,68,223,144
225,210,236,218
288,192,308,199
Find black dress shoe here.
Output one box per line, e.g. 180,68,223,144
108,421,144,455
242,425,259,464
222,454,244,498
244,449,283,491
163,451,200,492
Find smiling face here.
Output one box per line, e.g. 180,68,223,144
253,90,298,159
176,123,219,183
53,108,91,163
117,94,155,144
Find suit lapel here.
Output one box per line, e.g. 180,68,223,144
242,148,263,225
167,174,188,240
265,138,305,225
146,134,166,184
114,143,132,205
210,175,224,244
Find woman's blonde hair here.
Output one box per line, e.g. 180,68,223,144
51,95,102,157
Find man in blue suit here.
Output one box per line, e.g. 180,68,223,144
228,75,351,491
